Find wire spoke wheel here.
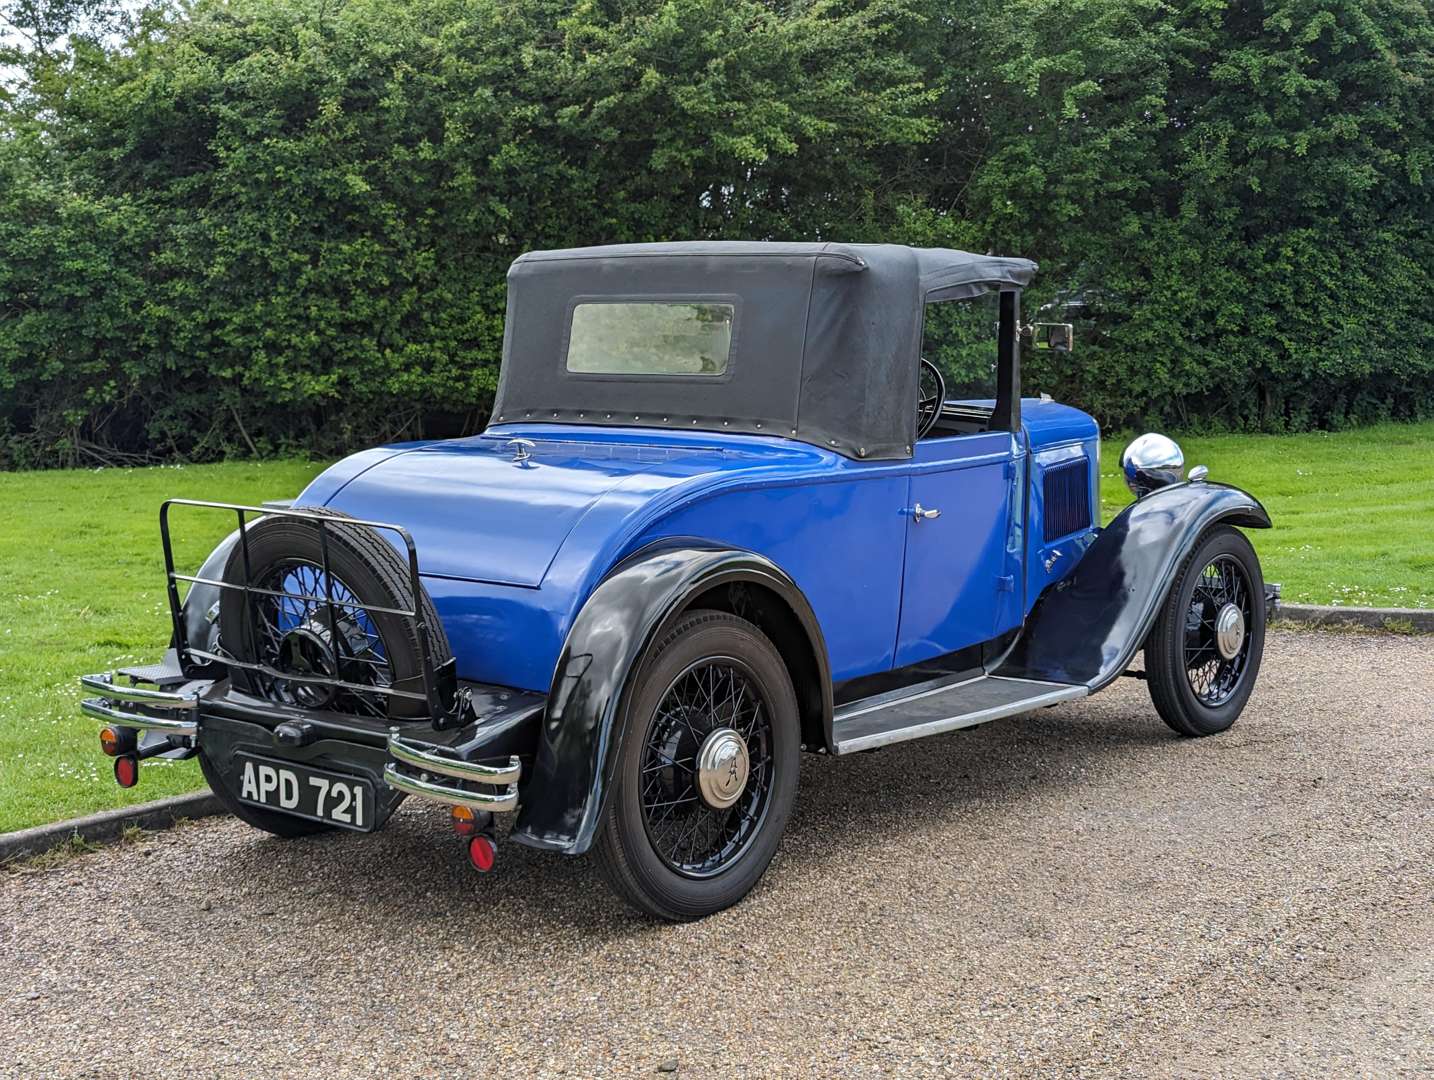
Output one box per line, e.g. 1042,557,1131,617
209,509,453,839
638,657,776,879
220,509,451,726
1181,554,1253,706
249,560,394,716
1145,525,1266,738
595,610,798,920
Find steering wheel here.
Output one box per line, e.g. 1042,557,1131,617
917,358,947,440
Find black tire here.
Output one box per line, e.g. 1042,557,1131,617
1145,525,1265,737
594,610,800,921
205,507,452,839
197,750,333,838
217,506,451,720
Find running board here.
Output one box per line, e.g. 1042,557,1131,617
831,673,1088,754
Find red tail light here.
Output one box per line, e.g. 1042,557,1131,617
114,755,140,789
468,834,496,872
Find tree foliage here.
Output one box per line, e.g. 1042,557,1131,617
2,0,1431,466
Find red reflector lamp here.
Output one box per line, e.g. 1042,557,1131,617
468,834,496,872
450,806,477,838
113,755,140,789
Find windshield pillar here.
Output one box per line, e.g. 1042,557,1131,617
993,289,1021,432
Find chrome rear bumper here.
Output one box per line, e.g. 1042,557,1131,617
80,672,203,736
383,732,520,812
81,672,523,813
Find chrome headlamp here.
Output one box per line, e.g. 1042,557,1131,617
1121,432,1185,497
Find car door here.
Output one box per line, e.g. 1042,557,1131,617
893,430,1021,668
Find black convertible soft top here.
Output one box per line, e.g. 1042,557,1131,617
490,242,1037,460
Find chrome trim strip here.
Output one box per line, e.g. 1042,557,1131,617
832,678,1088,755
387,734,522,786
81,698,199,736
382,764,519,812
80,673,201,710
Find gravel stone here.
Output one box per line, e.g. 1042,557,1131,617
1,630,1430,1078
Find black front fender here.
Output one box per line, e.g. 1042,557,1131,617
995,481,1271,690
509,544,830,855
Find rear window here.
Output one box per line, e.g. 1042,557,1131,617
565,301,734,376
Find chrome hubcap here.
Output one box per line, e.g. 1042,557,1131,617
695,728,750,810
1215,602,1246,661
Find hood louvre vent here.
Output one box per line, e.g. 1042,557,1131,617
1043,459,1091,542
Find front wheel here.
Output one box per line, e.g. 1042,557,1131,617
594,610,800,921
1145,525,1266,737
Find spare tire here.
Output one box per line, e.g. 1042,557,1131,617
217,507,451,720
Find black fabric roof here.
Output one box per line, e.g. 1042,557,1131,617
490,242,1037,460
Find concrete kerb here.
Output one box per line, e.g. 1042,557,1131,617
0,791,224,864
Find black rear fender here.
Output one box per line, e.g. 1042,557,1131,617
509,543,830,855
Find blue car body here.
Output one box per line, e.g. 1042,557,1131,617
301,403,1099,693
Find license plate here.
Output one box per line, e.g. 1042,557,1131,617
235,754,375,832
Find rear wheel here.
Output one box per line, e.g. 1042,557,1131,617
1144,525,1265,737
594,610,800,921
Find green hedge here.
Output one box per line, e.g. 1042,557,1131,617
2,0,1431,467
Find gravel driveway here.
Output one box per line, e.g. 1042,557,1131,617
3,629,1431,1078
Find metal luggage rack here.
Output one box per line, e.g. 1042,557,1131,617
160,499,466,730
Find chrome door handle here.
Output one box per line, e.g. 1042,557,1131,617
911,502,941,523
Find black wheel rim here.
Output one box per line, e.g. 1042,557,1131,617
1182,554,1253,707
638,657,775,879
249,561,393,716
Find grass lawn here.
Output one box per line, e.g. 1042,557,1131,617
1099,422,1434,611
0,460,328,835
1,422,1430,835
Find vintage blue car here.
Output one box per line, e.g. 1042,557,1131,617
82,242,1275,920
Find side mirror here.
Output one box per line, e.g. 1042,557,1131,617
1030,322,1074,352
